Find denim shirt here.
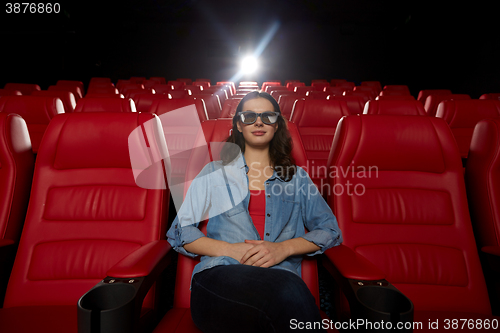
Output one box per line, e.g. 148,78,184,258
166,153,342,282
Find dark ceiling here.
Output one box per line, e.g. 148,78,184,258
0,0,498,97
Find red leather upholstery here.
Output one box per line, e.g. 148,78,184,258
134,94,168,113
150,99,208,121
353,86,378,99
31,90,77,113
424,93,471,116
291,99,350,193
125,88,154,100
465,118,500,312
216,81,236,95
480,93,500,100
153,118,337,333
4,83,41,96
343,90,372,103
360,81,382,93
0,114,34,305
150,77,166,84
375,95,416,101
56,80,85,97
0,89,22,97
417,89,452,103
382,84,411,94
436,100,500,159
47,85,82,102
189,94,221,119
328,115,494,321
0,96,64,153
0,112,170,332
306,91,330,99
74,97,136,113
219,98,241,118
279,95,304,120
363,100,427,116
327,95,365,115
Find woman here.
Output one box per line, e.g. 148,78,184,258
167,91,342,332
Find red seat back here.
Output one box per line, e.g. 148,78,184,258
417,89,452,103
31,90,77,113
4,112,169,308
189,94,221,119
150,99,208,122
4,83,41,96
219,99,241,118
291,99,350,193
327,95,365,115
56,80,84,99
74,97,136,113
424,93,470,116
0,113,34,245
0,96,64,153
363,100,427,116
465,118,500,251
48,85,82,102
328,115,490,314
0,89,22,97
436,99,500,159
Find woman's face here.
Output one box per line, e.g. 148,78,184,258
236,98,278,149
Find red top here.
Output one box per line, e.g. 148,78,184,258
248,190,266,239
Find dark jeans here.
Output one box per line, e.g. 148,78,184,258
191,264,325,333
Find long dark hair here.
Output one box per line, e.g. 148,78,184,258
221,91,296,181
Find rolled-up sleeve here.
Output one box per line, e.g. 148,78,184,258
297,167,343,255
166,164,212,258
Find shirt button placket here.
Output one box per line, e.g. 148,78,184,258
265,182,271,239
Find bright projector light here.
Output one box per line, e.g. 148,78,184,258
241,56,258,74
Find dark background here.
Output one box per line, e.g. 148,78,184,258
0,0,498,97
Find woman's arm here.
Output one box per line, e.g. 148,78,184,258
239,237,320,267
184,236,256,262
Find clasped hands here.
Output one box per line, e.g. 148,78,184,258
229,240,291,268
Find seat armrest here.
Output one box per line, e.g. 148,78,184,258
322,245,413,328
324,244,385,280
482,245,500,257
107,240,171,278
78,240,173,333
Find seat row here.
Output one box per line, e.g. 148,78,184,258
0,110,499,332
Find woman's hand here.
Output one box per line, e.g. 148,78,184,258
240,240,291,267
225,242,257,262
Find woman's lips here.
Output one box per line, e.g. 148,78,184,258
252,131,266,136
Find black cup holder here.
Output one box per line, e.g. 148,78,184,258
357,286,413,316
78,280,140,333
349,281,414,332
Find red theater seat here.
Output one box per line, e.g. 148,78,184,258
343,90,372,103
295,86,315,95
278,95,304,120
0,89,22,97
311,82,330,91
327,115,498,331
125,88,155,100
47,85,82,102
74,97,136,113
167,81,185,90
152,118,337,333
219,98,241,118
290,99,350,193
153,84,177,95
360,81,382,93
0,96,64,153
0,114,34,306
150,99,208,122
436,99,500,160
129,76,146,84
466,118,500,314
363,100,427,116
375,95,416,101
216,81,236,95
480,93,500,100
4,83,41,96
150,77,166,84
287,81,305,91
193,81,210,90
134,94,168,113
353,86,378,99
177,78,193,85
327,95,365,115
324,86,347,96
417,89,452,103
189,94,221,119
56,80,84,99
330,79,347,86
424,93,471,116
382,84,411,95
306,91,330,99
0,112,171,333
31,90,77,113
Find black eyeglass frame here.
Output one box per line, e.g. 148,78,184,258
237,111,280,125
